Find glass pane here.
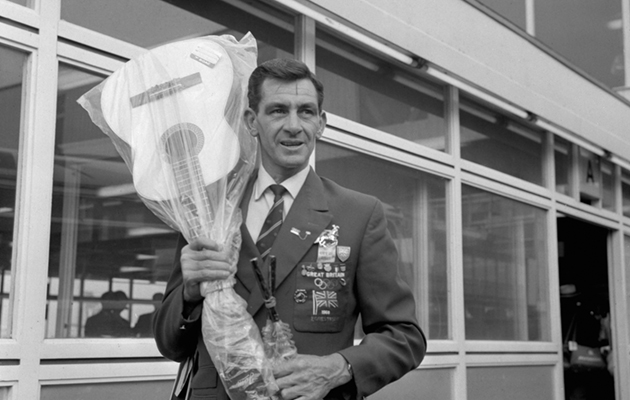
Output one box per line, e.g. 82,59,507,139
468,366,554,400
462,185,549,341
477,0,526,30
535,0,623,88
625,236,630,344
601,159,615,212
578,147,602,205
370,368,453,400
460,93,544,185
622,171,630,218
7,0,29,6
316,142,449,339
0,45,27,339
61,0,294,62
316,30,446,151
554,136,571,196
47,65,177,338
41,380,173,400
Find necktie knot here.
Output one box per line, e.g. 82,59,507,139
269,184,286,199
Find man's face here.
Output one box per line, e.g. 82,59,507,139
246,78,326,182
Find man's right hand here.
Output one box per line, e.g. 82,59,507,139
181,237,237,303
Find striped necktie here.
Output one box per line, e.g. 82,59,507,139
256,184,287,259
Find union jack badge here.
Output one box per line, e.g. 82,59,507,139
337,246,350,262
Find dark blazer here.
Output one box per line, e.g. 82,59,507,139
154,168,426,399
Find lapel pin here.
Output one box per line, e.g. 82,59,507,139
290,227,311,240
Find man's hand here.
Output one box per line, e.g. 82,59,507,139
180,237,236,303
273,353,352,400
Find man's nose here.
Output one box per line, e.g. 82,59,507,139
285,111,302,133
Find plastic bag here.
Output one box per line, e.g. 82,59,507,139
78,33,279,400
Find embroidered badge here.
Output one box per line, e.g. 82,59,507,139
294,289,308,303
313,290,338,315
337,246,350,262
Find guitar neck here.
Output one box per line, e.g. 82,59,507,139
171,157,213,239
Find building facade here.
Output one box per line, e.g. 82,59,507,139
1,0,630,399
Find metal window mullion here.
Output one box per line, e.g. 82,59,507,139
447,84,467,400
622,0,630,87
608,229,630,400
12,1,60,399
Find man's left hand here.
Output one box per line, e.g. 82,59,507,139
273,353,352,400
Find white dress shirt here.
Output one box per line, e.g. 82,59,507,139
246,166,310,242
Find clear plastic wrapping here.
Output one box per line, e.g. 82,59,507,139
78,33,279,399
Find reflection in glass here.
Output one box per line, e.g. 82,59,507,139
578,148,602,205
61,0,294,62
462,185,549,341
460,94,544,185
622,171,630,218
477,0,527,30
555,137,571,196
316,142,449,339
316,31,446,151
7,0,29,6
0,46,27,339
601,159,615,212
535,0,623,88
47,65,177,338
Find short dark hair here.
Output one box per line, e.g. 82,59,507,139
247,58,324,112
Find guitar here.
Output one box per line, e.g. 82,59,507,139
100,37,243,237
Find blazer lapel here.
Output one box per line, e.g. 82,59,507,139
245,169,333,316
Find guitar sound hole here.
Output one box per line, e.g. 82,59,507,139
162,123,204,163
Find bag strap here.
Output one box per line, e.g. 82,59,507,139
170,350,198,400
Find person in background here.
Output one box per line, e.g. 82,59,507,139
85,290,132,337
154,58,426,400
134,292,164,338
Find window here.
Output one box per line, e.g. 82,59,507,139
0,45,27,339
554,137,571,196
535,0,623,88
316,142,449,339
601,158,616,212
316,30,446,151
6,0,29,6
625,236,630,343
46,65,177,338
462,185,549,341
477,0,527,30
61,0,294,62
460,93,544,185
466,0,624,89
622,171,630,219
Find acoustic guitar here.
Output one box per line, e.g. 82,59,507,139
100,37,242,238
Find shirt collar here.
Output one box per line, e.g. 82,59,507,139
253,165,310,200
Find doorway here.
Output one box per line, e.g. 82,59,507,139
557,216,614,400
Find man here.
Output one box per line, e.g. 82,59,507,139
85,290,132,337
154,58,426,400
133,292,164,337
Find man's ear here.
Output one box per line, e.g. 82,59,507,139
244,108,258,137
316,111,327,139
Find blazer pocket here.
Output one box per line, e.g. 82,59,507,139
293,262,349,333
